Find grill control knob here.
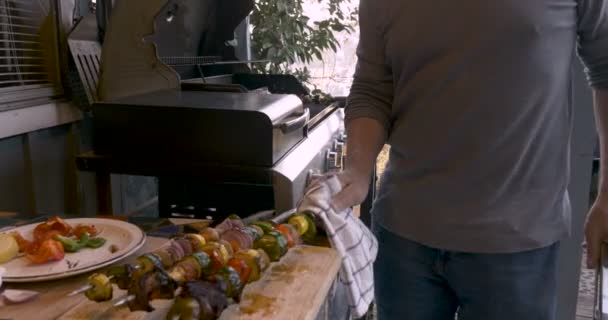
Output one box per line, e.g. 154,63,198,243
333,141,345,169
326,150,341,171
334,141,345,156
306,169,324,187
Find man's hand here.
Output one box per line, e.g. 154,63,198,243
329,118,387,213
331,169,372,213
584,197,608,269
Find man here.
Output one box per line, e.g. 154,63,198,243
334,0,608,319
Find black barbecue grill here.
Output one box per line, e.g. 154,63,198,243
75,0,346,220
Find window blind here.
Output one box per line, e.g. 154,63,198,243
0,0,61,108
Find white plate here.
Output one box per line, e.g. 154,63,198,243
0,218,146,283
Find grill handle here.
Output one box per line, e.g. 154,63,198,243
277,108,309,134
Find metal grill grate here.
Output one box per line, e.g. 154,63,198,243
0,0,60,108
66,12,102,109
159,55,222,66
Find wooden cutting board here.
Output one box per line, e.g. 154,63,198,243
219,245,341,320
1,237,341,320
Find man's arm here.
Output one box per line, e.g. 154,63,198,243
331,0,393,212
578,0,608,268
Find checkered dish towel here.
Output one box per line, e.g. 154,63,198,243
297,175,378,318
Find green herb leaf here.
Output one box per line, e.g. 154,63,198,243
54,235,82,252
86,237,107,248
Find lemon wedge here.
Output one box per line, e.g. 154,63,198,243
0,234,19,264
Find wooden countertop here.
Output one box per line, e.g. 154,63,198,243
0,237,341,320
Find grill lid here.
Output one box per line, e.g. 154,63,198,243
98,0,254,101
92,89,307,167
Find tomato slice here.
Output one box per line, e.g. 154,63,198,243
11,232,34,253
72,224,98,239
33,216,72,242
26,239,65,264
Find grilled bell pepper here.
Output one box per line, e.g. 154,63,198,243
243,226,263,241
288,214,308,236
190,251,213,277
210,266,242,299
289,213,317,242
184,233,206,252
218,240,234,258
136,253,165,274
227,257,252,284
249,221,275,234
167,281,229,320
256,249,271,272
106,264,135,290
254,231,288,262
234,250,261,283
85,273,113,302
128,271,177,312
227,214,242,220
199,227,220,243
201,243,229,274
276,224,300,248
268,231,288,256
169,252,212,284
165,296,201,320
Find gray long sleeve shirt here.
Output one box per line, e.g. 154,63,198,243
346,0,608,253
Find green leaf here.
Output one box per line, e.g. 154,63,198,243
54,235,82,252
86,238,107,249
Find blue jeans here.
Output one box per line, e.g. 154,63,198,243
372,222,559,320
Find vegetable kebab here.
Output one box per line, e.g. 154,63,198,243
116,245,271,311
74,212,319,320
71,233,218,299
164,213,319,320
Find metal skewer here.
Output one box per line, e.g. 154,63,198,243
112,294,135,308
67,275,115,296
92,213,301,311
67,264,142,297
